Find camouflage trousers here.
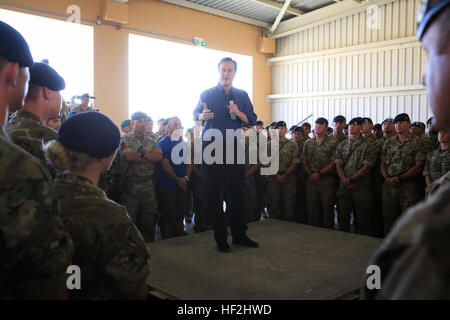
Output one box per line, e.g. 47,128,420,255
337,179,374,236
295,172,308,224
244,175,259,223
266,175,296,222
306,176,337,229
119,179,158,242
382,179,424,235
191,177,210,233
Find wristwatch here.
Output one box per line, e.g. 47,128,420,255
184,176,190,182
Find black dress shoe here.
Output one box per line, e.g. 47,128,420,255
232,236,259,248
217,242,231,253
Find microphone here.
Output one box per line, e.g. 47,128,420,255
229,91,236,120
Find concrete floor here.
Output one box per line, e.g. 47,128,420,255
147,219,381,300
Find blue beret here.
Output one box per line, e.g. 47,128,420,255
301,122,311,128
30,62,65,91
81,93,90,99
393,113,411,123
293,126,304,133
315,117,328,126
417,0,450,40
274,121,287,129
57,111,120,159
349,117,363,125
373,124,382,130
131,111,148,121
411,121,426,130
333,115,346,123
0,21,33,68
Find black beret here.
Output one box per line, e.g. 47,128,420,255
29,62,65,91
289,125,297,131
301,122,311,129
0,21,33,68
255,120,264,126
382,118,394,124
315,118,328,126
373,124,382,130
333,115,346,123
242,123,252,128
131,111,148,121
293,126,304,134
393,113,411,123
274,121,287,129
417,0,450,40
81,93,90,99
265,125,270,130
269,122,277,127
411,121,426,130
427,117,434,125
57,111,120,159
349,117,363,125
362,117,373,124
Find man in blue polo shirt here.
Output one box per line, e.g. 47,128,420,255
156,116,192,239
193,57,258,252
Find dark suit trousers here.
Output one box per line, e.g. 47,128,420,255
202,140,247,243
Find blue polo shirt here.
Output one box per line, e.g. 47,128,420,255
193,83,257,140
156,136,188,188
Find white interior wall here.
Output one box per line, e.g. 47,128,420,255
269,0,430,127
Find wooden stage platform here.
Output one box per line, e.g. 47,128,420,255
146,219,382,300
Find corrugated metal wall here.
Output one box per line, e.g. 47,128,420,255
269,0,430,127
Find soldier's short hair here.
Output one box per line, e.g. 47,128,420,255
218,57,237,72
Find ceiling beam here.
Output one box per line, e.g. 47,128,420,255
270,0,397,39
160,0,270,28
247,0,304,16
270,0,292,34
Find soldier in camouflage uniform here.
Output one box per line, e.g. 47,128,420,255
6,62,65,175
411,121,435,154
380,113,426,235
292,126,310,224
332,115,347,145
242,124,260,222
145,117,159,141
335,118,377,236
70,93,93,113
425,117,440,149
382,118,396,141
302,118,339,228
362,117,384,237
0,21,73,299
265,121,300,222
423,129,450,197
45,111,150,299
361,1,450,299
119,111,163,242
120,119,133,135
189,133,211,232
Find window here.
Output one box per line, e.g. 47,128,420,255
129,34,253,129
0,8,94,102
